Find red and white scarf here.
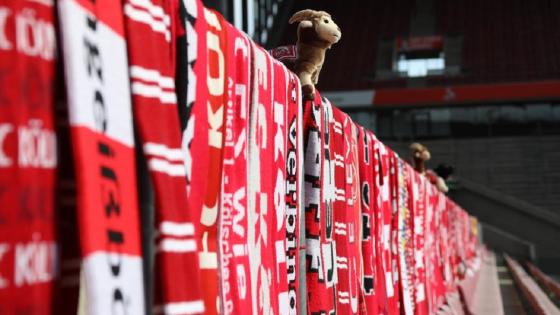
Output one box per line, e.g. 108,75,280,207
122,0,204,314
0,0,58,313
425,182,446,312
182,3,226,313
58,0,145,313
397,161,415,315
303,93,337,315
270,58,304,315
247,41,279,314
374,138,399,315
337,113,365,314
371,134,387,315
218,21,252,315
410,171,428,315
357,126,379,315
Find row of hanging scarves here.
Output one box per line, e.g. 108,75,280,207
0,0,481,314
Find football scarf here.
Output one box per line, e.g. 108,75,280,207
58,0,145,313
219,21,252,315
122,0,204,314
331,107,363,314
283,68,303,315
441,199,455,291
199,9,226,315
303,93,336,315
426,183,446,313
0,1,58,313
272,59,304,315
388,150,402,315
397,161,415,315
375,139,398,315
345,117,366,314
181,4,226,314
357,127,379,315
180,0,209,225
247,41,278,314
435,186,449,302
411,172,428,315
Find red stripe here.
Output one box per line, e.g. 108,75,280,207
72,126,141,256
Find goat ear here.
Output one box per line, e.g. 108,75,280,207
289,9,317,24
298,20,313,29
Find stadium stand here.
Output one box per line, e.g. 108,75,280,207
505,255,560,315
528,262,560,301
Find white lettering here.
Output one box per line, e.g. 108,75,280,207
0,124,13,167
0,7,12,50
0,244,9,288
18,119,57,169
14,237,57,287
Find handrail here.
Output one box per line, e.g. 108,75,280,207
527,262,560,301
505,255,560,315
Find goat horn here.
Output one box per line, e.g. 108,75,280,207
289,9,319,24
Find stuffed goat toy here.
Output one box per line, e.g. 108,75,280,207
289,10,341,100
410,143,449,193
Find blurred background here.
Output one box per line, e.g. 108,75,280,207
204,0,560,275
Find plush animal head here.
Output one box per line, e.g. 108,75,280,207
410,142,431,162
289,9,341,45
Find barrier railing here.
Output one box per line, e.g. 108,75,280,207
505,255,560,315
528,262,560,301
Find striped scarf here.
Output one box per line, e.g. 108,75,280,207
375,140,399,315
122,0,204,314
58,0,145,313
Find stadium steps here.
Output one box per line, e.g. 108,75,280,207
468,251,506,315
505,255,560,315
527,263,560,307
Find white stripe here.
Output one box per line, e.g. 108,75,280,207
334,121,343,130
336,257,347,263
144,143,184,161
60,0,135,147
338,291,349,297
158,238,197,253
334,160,344,167
338,298,349,304
124,4,170,41
337,263,348,269
82,253,145,314
333,126,343,135
148,158,185,177
160,221,195,237
334,153,344,161
129,0,171,25
334,222,347,229
27,0,54,6
335,229,347,235
199,252,218,269
131,82,177,104
153,300,205,315
130,66,175,89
